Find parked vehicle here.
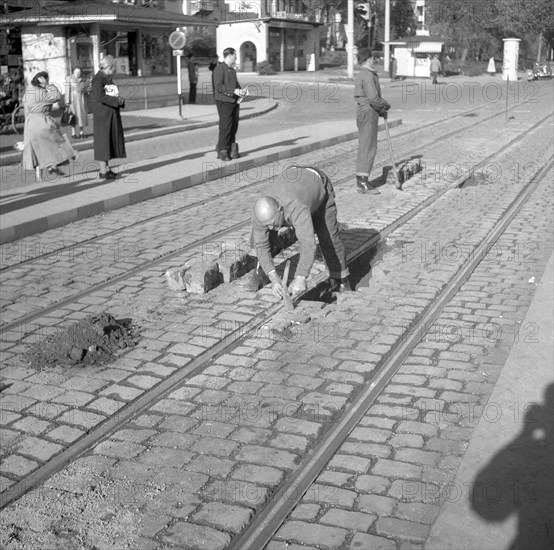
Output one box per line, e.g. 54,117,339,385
526,62,553,81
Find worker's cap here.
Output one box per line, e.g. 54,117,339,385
254,196,280,224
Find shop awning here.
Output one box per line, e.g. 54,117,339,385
0,0,218,28
385,37,445,54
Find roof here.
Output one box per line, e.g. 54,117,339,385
0,0,218,28
385,36,445,53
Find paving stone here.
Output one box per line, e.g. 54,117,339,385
16,436,64,462
388,480,441,503
275,521,348,548
274,417,322,438
11,416,51,435
92,440,145,459
425,437,467,454
290,503,320,521
235,445,298,470
191,421,236,439
269,433,310,453
150,398,196,416
46,425,85,444
110,461,155,483
376,517,431,542
138,447,194,468
0,454,39,477
315,470,353,487
350,533,396,550
100,384,143,401
231,463,285,486
394,502,440,524
192,501,253,534
355,474,391,494
187,455,234,477
372,459,422,480
111,428,157,443
328,453,371,473
158,415,199,433
202,479,268,509
126,375,161,390
86,397,126,416
320,508,376,531
161,522,230,550
149,432,199,449
358,494,397,515
302,484,357,507
349,426,390,443
192,436,240,457
394,448,441,467
389,433,425,448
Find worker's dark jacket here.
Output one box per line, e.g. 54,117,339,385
354,66,389,115
252,168,328,279
213,62,241,103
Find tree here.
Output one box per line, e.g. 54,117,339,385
391,0,417,39
494,0,554,61
425,0,500,60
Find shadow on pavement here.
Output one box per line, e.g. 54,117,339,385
471,382,554,550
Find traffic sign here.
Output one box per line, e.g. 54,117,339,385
173,49,184,56
169,30,186,50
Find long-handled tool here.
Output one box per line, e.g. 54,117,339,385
384,116,402,190
281,260,295,311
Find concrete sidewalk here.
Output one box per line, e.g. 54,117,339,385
0,110,401,243
0,97,278,167
425,253,554,549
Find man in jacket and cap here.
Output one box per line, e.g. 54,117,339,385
213,47,247,161
251,165,350,298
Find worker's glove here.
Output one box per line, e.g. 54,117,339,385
288,275,307,297
379,110,388,119
268,270,284,299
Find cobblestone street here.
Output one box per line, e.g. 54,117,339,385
0,73,553,550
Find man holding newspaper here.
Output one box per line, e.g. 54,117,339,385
212,47,248,162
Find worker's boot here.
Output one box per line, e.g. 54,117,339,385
230,143,240,159
330,277,352,293
218,149,231,161
356,175,380,195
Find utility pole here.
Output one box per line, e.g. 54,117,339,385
346,0,354,78
384,0,390,73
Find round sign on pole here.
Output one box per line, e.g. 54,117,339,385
169,30,187,51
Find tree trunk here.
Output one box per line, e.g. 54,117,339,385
537,34,543,62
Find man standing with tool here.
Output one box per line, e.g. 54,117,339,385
354,47,390,195
213,47,247,161
251,165,351,299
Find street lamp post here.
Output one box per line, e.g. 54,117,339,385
346,0,354,78
384,0,390,73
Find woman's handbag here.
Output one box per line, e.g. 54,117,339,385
60,106,76,127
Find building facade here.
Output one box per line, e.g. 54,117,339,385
216,1,322,72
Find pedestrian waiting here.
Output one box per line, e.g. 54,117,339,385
354,48,391,195
66,68,88,139
90,55,126,180
250,165,351,298
187,53,198,104
430,54,442,84
213,47,248,161
22,71,78,183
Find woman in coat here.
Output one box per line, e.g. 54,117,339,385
22,71,78,183
91,55,126,180
67,67,88,139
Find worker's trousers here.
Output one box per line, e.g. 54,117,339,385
355,105,379,177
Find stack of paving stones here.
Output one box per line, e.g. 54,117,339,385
0,103,551,548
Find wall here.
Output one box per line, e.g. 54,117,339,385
216,20,267,68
